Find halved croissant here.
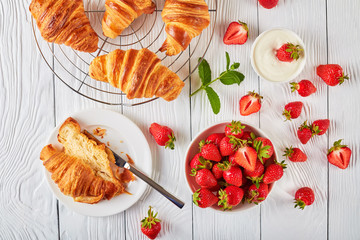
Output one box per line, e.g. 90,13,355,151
89,48,185,101
160,0,210,56
40,145,120,204
29,0,98,53
102,0,156,38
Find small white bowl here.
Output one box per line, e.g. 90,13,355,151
184,121,279,213
250,28,306,83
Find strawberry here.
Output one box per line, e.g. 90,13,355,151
290,80,316,97
263,160,286,184
207,183,221,192
218,186,244,210
247,183,269,204
193,169,217,188
252,137,274,163
199,141,222,162
218,161,243,187
312,119,330,136
283,101,303,121
219,136,237,156
327,139,352,169
193,188,218,208
317,64,349,86
206,133,225,148
241,131,255,142
258,0,279,9
225,120,245,138
190,153,213,170
141,206,161,240
149,123,176,150
283,146,307,162
212,163,224,180
239,91,263,116
234,145,258,171
294,187,315,210
223,21,248,45
244,160,264,188
297,121,312,144
276,43,303,62
228,154,239,167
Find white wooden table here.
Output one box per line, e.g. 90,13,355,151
1,0,359,239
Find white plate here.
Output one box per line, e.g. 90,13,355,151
44,109,152,217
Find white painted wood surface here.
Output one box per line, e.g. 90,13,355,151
0,0,359,239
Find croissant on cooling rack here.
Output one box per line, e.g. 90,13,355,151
102,0,156,38
159,0,210,56
89,48,185,101
29,0,98,53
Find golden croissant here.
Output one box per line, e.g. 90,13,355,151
29,0,99,53
89,48,185,101
159,0,210,56
102,0,156,38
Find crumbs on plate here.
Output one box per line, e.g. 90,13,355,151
93,127,106,138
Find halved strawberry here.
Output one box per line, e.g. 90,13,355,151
223,21,248,45
239,91,263,116
327,139,351,169
234,145,257,171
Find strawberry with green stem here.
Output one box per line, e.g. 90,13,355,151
327,139,352,169
276,43,304,62
297,121,313,144
283,101,303,121
218,161,243,187
190,153,213,170
252,137,274,164
283,146,307,162
193,188,218,208
294,187,315,210
290,80,316,97
247,183,269,204
244,160,264,188
191,168,217,188
218,186,244,210
199,140,222,162
149,123,176,150
311,119,330,136
317,64,349,86
239,91,263,116
141,206,161,239
225,120,245,138
263,160,287,184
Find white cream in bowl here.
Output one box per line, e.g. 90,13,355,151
251,28,306,83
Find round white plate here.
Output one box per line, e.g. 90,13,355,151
44,109,152,217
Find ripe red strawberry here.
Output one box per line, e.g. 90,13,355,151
247,183,269,204
327,139,352,169
252,137,274,163
312,119,330,136
234,145,258,171
141,206,161,240
239,91,263,116
223,21,248,45
193,169,217,188
317,64,349,86
212,163,224,180
219,136,237,156
228,154,239,167
297,121,312,144
190,153,213,170
283,101,303,121
225,121,245,138
218,161,243,187
294,187,315,210
263,160,286,184
149,123,176,149
199,141,222,162
244,160,264,188
218,186,244,210
283,146,307,162
290,80,316,97
241,131,255,141
258,0,279,9
206,133,225,148
276,43,303,62
193,188,218,208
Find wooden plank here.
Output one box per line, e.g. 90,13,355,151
0,0,58,238
327,0,360,239
191,1,261,239
258,1,328,239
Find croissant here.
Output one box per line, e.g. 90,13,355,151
29,0,99,53
159,0,210,56
102,0,156,38
89,48,185,101
40,145,120,204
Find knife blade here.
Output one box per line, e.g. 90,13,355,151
84,130,185,209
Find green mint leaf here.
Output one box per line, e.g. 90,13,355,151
225,52,230,70
230,62,240,70
198,58,212,85
205,86,221,114
219,71,245,85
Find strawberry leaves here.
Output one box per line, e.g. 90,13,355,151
191,52,245,114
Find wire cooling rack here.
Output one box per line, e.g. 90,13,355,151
31,0,217,106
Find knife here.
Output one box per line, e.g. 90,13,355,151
84,130,185,209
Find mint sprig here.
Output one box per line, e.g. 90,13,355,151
191,52,245,114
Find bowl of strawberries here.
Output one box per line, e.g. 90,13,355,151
185,120,284,212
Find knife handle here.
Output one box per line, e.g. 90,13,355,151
125,163,185,209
